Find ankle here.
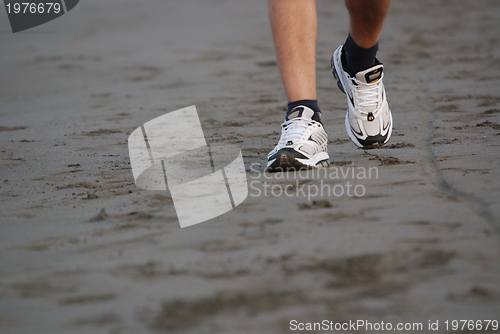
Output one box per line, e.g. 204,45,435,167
344,34,378,76
287,99,322,123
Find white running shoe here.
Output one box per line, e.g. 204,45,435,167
331,45,393,148
267,106,329,171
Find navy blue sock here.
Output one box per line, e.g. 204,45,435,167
287,99,322,123
344,34,378,76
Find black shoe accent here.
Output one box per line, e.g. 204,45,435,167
286,106,304,121
347,93,355,109
357,133,390,149
267,148,311,172
316,159,330,168
331,54,346,94
332,50,356,108
340,46,355,77
286,104,323,123
350,125,364,137
267,152,279,161
364,67,383,83
307,135,319,144
382,118,391,131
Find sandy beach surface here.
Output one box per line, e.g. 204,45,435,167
1,0,500,333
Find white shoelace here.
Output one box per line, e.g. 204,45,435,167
280,117,317,143
352,78,382,115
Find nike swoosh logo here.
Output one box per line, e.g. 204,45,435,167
347,92,355,108
349,95,354,107
350,125,364,137
383,118,391,132
347,110,364,137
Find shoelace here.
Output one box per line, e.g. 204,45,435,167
352,76,383,115
280,117,318,143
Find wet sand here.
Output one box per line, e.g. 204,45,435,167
1,0,500,333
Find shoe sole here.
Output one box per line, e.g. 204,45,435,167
267,150,329,172
331,49,392,149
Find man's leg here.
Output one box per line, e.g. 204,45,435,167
268,0,391,102
268,0,318,103
345,0,391,49
343,0,391,76
266,0,329,171
332,0,393,149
